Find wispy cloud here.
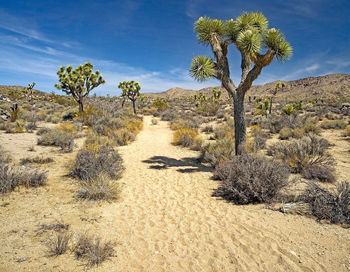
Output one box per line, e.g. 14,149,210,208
0,9,52,42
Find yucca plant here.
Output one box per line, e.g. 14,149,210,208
118,81,141,114
190,12,292,154
55,62,105,113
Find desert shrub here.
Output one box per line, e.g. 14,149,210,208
152,98,169,111
62,108,78,120
200,135,235,166
320,119,347,130
113,128,136,146
0,164,47,193
279,127,305,140
125,118,143,133
76,173,121,201
37,128,74,152
0,147,10,164
281,104,295,115
201,125,214,134
303,120,321,135
20,156,54,165
74,234,115,267
57,122,78,135
71,147,124,180
300,182,350,224
214,123,234,139
213,155,290,204
173,127,201,148
84,133,115,152
46,232,72,256
301,165,335,183
79,105,102,126
36,127,50,135
161,109,178,121
25,122,37,132
0,164,20,193
268,134,334,173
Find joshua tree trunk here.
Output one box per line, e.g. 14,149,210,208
269,96,273,114
132,100,137,114
233,92,246,155
78,99,84,113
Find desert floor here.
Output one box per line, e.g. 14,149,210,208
0,116,350,272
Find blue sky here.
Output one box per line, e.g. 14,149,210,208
0,0,349,96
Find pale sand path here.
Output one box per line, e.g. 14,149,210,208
0,116,349,271
98,116,350,272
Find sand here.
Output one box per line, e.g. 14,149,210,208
0,116,350,271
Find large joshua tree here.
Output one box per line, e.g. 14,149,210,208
190,12,292,154
55,62,105,113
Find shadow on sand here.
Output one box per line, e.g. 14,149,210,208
142,156,212,173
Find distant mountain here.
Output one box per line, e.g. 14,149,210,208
144,74,350,100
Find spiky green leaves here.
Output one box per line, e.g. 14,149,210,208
194,12,292,63
118,81,141,100
227,12,268,43
190,56,216,81
237,30,262,55
194,17,226,44
263,28,292,61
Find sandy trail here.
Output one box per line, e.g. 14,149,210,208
0,116,349,271
98,116,350,272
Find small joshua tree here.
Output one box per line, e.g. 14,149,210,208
269,81,286,114
24,82,36,101
55,62,105,113
212,88,222,101
118,81,141,114
190,12,292,154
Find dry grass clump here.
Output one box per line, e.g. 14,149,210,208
300,182,350,225
74,234,115,267
214,123,234,139
213,155,290,204
200,135,235,166
71,147,124,180
37,128,74,152
92,114,143,146
112,128,136,146
20,156,54,165
201,125,214,134
320,119,347,130
46,231,72,256
0,164,47,193
76,173,120,201
268,134,335,178
84,133,115,152
57,122,79,135
301,165,336,183
247,125,267,152
173,127,202,149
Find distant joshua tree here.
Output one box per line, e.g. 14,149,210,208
190,12,292,154
24,82,36,101
269,81,286,114
118,81,141,114
55,62,105,113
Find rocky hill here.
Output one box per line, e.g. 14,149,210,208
144,74,350,100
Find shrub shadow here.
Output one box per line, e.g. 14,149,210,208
142,156,212,173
